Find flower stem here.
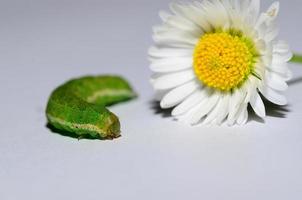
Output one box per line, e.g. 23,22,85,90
290,54,302,64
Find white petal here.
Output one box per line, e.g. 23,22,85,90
259,86,287,105
267,69,293,82
229,88,246,113
253,67,265,83
165,14,201,33
201,0,229,28
255,2,279,39
272,51,293,64
239,0,251,13
153,30,198,47
266,59,292,80
227,89,247,125
148,46,193,58
265,72,288,91
152,25,171,34
170,2,212,32
188,92,220,125
266,2,280,19
160,80,200,109
282,70,293,81
273,40,290,53
159,10,171,22
172,88,207,116
255,19,267,39
236,104,248,125
267,62,289,75
255,39,266,54
203,95,225,124
215,94,230,125
244,78,256,104
248,0,260,24
150,57,193,73
250,92,266,118
256,2,279,27
220,0,233,12
152,70,195,90
264,24,279,42
150,73,161,85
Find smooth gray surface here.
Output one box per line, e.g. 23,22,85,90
0,0,302,199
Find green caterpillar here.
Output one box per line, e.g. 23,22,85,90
46,75,136,140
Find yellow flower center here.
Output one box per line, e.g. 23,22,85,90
193,30,258,91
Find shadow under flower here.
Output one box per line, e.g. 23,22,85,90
247,75,302,122
149,100,173,118
288,77,302,86
246,75,298,123
248,98,290,124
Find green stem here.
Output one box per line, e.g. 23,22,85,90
290,54,302,64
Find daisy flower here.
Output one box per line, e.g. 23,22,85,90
149,0,293,126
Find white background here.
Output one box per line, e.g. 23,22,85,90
0,0,302,199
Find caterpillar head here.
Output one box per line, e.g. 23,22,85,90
98,112,121,140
